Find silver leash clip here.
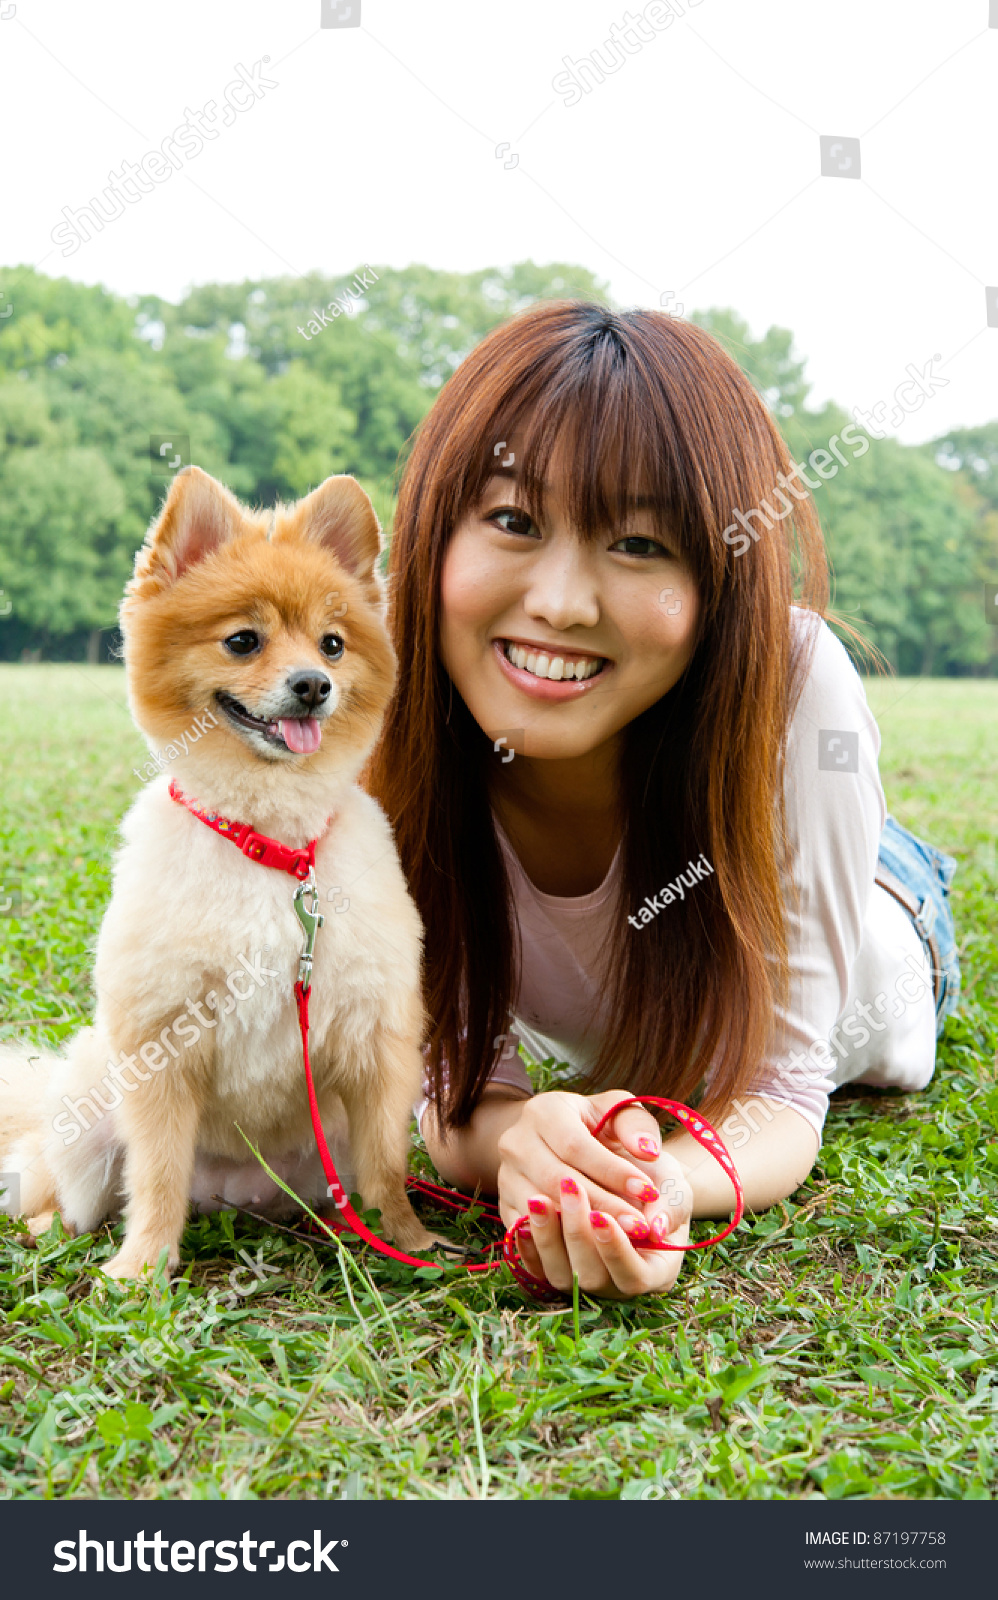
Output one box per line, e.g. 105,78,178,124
293,869,325,992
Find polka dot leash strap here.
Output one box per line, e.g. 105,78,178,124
499,1095,746,1300
590,1095,745,1246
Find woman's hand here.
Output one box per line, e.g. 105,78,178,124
495,1089,693,1300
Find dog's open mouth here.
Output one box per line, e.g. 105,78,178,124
215,691,322,755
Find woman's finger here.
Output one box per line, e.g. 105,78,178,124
591,1097,664,1165
556,1176,631,1293
501,1166,658,1239
519,1094,673,1212
642,1149,695,1235
519,1191,577,1292
538,1129,671,1211
587,1208,689,1297
510,1218,545,1282
511,1184,691,1300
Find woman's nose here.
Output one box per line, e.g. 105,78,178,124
521,542,601,630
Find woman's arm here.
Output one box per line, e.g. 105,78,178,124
423,1087,820,1216
663,1097,820,1216
423,1089,819,1300
421,1087,530,1194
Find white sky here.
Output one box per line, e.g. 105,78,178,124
1,0,995,443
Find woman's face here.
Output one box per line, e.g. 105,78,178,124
438,432,701,765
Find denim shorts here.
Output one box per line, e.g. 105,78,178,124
875,814,960,1035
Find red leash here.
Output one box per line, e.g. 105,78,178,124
170,785,744,1298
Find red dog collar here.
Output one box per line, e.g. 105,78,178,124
169,779,327,879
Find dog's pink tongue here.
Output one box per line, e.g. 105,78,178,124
278,717,321,754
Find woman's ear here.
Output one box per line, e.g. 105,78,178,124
125,467,247,601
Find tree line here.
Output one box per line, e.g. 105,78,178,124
0,261,995,674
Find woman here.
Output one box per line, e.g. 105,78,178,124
364,299,960,1301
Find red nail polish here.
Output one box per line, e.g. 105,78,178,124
637,1137,659,1159
621,1215,651,1240
516,1218,532,1234
528,1198,547,1217
625,1176,661,1203
650,1214,667,1238
589,1211,610,1230
560,1178,579,1197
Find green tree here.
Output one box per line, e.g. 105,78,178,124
0,262,994,674
0,447,131,640
928,423,998,513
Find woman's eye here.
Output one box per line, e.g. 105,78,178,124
610,535,670,558
320,633,345,661
489,506,538,538
223,630,260,655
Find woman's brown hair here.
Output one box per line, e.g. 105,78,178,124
365,299,845,1131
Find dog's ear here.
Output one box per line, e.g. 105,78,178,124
125,467,246,600
274,475,382,581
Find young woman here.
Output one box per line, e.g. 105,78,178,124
364,300,960,1302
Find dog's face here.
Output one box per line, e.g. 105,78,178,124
120,468,396,779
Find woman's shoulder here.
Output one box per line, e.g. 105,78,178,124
788,606,876,734
790,604,861,678
784,607,884,825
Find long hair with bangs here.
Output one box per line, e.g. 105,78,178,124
365,299,838,1131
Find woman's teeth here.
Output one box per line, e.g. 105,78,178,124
502,641,605,681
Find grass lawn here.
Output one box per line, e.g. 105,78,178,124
1,664,996,1501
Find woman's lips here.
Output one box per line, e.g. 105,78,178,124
491,638,611,701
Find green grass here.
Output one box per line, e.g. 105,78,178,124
1,665,996,1501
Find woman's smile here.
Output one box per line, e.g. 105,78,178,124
491,635,613,701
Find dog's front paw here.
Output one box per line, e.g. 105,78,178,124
100,1244,178,1282
386,1217,450,1255
27,1210,60,1240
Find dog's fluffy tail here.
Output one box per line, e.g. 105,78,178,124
0,1043,60,1214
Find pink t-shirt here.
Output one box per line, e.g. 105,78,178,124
420,610,937,1148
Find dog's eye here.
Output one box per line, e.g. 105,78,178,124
320,633,345,661
223,630,260,656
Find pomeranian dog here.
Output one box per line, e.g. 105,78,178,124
0,466,437,1278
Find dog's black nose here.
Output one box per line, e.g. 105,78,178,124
288,670,332,710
